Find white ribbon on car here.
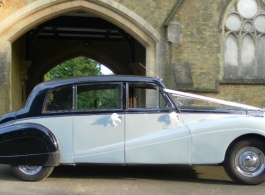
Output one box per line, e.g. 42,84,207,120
169,111,182,126
111,113,122,127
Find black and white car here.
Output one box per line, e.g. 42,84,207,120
0,75,265,185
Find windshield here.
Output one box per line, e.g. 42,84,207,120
164,88,260,111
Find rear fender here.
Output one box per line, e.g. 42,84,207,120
0,123,60,166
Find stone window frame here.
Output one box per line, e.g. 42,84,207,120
220,0,265,84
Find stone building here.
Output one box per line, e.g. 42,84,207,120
0,0,265,115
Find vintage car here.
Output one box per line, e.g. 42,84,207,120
0,75,265,184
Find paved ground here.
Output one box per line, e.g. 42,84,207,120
0,164,264,195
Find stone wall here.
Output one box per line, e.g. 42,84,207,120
171,0,227,91
0,42,10,114
0,0,37,22
115,0,175,35
199,85,265,108
11,37,26,110
0,38,12,115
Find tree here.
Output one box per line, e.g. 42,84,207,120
44,57,101,81
44,57,118,110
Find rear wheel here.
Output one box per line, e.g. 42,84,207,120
224,139,265,185
11,165,54,181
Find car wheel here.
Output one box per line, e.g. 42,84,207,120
224,139,265,185
10,165,54,181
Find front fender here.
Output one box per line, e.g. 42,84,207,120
0,123,60,166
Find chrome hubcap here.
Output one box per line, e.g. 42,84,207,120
18,165,42,175
235,147,265,177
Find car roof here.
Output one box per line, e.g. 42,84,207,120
36,75,165,90
14,75,166,123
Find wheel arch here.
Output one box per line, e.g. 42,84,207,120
0,122,60,166
223,133,265,163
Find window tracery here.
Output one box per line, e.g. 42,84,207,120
224,0,265,78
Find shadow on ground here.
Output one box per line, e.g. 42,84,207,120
49,164,234,185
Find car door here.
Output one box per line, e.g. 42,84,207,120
73,82,125,163
124,82,191,164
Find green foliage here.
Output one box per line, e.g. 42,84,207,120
77,90,117,110
44,57,118,111
77,84,120,110
44,57,101,81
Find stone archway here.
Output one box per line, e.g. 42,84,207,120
0,0,163,114
0,0,160,44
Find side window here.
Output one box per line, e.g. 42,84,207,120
128,83,172,109
76,83,122,110
43,85,73,112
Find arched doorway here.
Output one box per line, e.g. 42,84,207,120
25,12,146,91
0,0,162,114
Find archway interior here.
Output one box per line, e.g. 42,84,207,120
14,11,146,97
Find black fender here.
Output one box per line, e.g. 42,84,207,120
0,123,60,166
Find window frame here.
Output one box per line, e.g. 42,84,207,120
75,82,123,112
42,82,124,113
125,82,174,111
42,85,74,113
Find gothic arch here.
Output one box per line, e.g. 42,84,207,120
218,0,234,32
0,0,163,113
0,0,160,46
